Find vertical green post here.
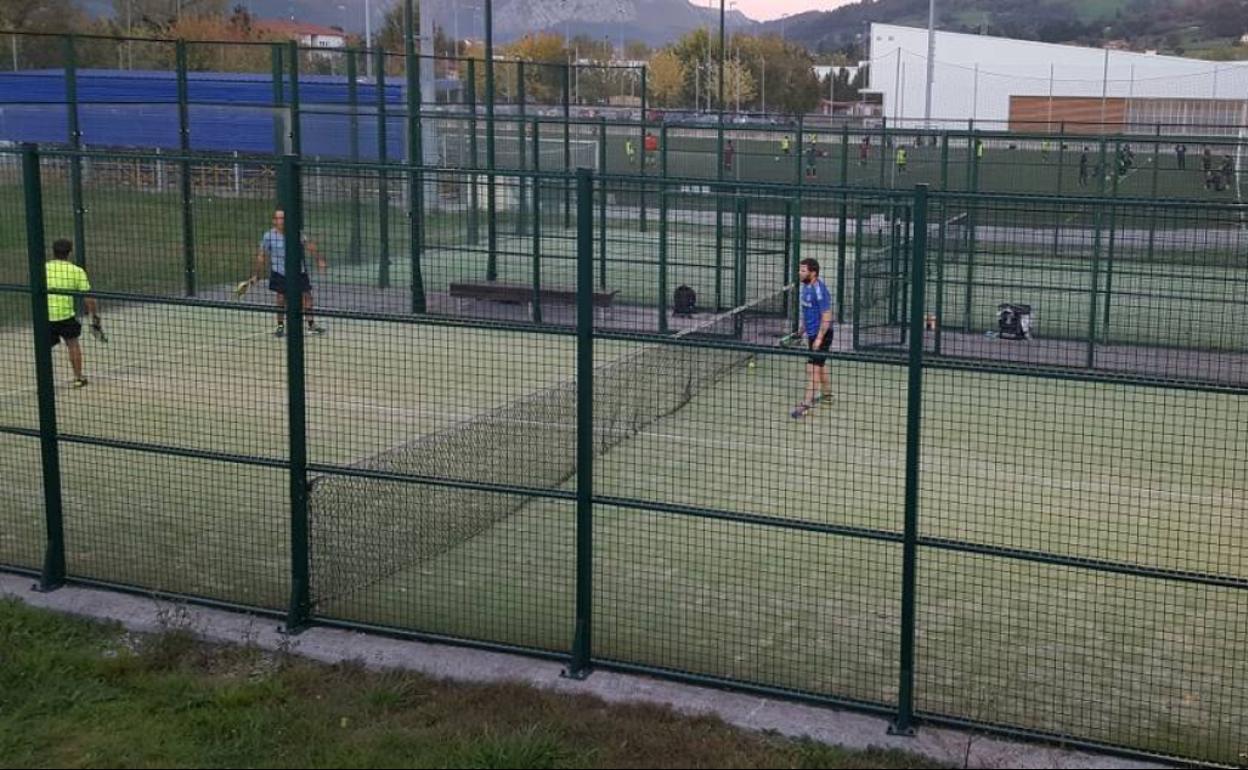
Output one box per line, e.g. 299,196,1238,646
1088,138,1107,369
405,1,426,313
376,48,391,289
23,147,66,593
347,49,362,263
1147,128,1160,262
962,131,980,332
271,43,286,154
879,121,888,188
795,115,804,188
852,205,863,349
485,0,499,282
733,197,747,338
467,59,480,245
837,123,850,324
598,116,607,290
279,155,311,632
532,119,542,323
1103,139,1120,336
567,167,595,681
176,40,196,297
715,107,726,311
658,187,669,333
1053,127,1066,258
516,61,527,238
934,134,950,355
790,197,802,333
639,65,648,234
890,182,928,739
563,63,572,228
64,37,86,285
287,41,302,157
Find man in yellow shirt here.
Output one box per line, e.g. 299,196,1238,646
45,239,101,389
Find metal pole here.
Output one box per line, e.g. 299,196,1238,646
364,0,373,78
563,63,572,228
376,47,391,289
1048,63,1054,131
405,0,426,313
924,0,935,127
891,183,928,738
176,41,195,297
279,154,311,632
468,58,480,244
568,167,595,681
532,118,542,323
347,49,362,262
22,146,66,593
516,60,527,238
971,64,978,122
640,65,648,233
718,0,726,118
485,0,498,280
64,37,86,288
1100,48,1109,132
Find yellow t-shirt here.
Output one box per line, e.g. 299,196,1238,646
46,260,90,322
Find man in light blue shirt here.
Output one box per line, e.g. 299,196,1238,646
251,209,328,337
791,258,834,419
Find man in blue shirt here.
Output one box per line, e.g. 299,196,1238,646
251,209,328,337
791,258,834,419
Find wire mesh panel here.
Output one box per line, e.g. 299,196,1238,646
307,321,578,650
8,137,1248,767
929,192,1248,385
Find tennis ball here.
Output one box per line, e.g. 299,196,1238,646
747,360,757,370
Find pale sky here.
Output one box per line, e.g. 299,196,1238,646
727,0,856,23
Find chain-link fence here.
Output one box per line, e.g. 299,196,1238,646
2,139,1246,767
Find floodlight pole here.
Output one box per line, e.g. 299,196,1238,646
924,0,935,127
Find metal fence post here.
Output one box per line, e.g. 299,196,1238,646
658,186,669,334
271,43,286,154
516,61,528,238
346,49,362,263
837,123,850,324
405,7,426,313
64,36,86,292
639,65,648,234
23,146,66,593
563,63,572,228
567,167,595,680
598,116,607,290
485,26,499,281
176,40,196,297
287,41,302,157
467,58,480,246
531,119,542,324
891,183,928,738
280,155,311,632
376,47,391,289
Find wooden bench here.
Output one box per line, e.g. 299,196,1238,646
449,282,618,321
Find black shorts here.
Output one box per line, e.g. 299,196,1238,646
49,317,82,347
806,331,834,366
269,271,312,296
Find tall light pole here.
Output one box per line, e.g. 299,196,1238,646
364,0,374,78
718,0,725,116
924,0,936,126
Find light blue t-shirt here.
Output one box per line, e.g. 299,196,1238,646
260,229,308,276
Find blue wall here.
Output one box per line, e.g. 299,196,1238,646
0,69,429,159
